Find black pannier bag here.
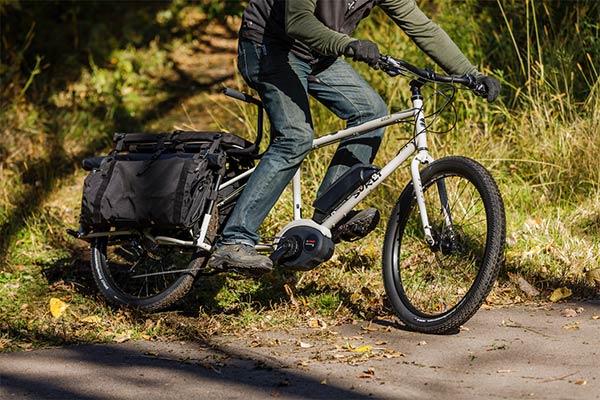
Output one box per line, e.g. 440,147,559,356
79,131,249,232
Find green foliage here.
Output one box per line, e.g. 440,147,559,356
479,0,599,105
197,0,246,19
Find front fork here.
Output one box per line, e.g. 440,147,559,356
409,81,452,247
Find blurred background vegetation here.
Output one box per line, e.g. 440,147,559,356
1,0,598,351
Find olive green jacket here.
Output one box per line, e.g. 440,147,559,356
240,0,478,76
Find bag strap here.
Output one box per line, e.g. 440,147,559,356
92,158,116,225
135,136,169,176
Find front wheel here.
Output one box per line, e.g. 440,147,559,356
91,235,203,312
383,156,505,334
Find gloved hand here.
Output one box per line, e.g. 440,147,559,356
344,40,380,69
476,75,501,102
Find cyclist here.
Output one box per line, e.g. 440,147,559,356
210,0,501,275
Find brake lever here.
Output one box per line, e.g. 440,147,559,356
383,67,404,77
460,74,488,97
473,82,488,97
378,56,406,77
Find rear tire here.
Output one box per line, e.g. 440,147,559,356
382,156,505,333
91,235,203,312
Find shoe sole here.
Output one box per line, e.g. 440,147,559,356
334,209,380,243
209,254,273,277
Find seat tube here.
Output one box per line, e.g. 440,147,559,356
292,169,302,220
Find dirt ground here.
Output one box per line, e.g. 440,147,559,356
1,301,599,400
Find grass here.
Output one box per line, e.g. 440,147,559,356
1,1,599,352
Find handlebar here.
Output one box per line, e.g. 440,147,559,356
223,87,262,106
378,55,487,95
221,88,265,158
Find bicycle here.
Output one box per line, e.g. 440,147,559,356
69,55,506,334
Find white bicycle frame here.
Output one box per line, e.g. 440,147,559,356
212,93,439,252
73,58,475,268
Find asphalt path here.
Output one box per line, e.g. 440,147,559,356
1,301,599,400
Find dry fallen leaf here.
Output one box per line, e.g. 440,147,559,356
356,368,376,378
114,331,132,343
585,267,600,286
592,315,599,320
560,308,578,318
361,324,380,332
80,315,102,324
283,284,298,306
18,343,33,350
308,319,320,328
49,298,68,319
307,318,327,329
562,323,580,330
574,380,587,385
508,273,540,297
383,349,405,358
320,378,328,385
549,287,572,302
299,341,313,348
351,345,373,353
0,341,4,350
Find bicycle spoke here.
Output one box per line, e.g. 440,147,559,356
98,236,196,300
396,170,491,316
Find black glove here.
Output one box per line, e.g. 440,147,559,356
344,40,380,69
476,75,501,102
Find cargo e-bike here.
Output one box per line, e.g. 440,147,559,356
69,56,506,334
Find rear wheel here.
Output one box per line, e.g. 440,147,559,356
91,235,203,312
382,156,505,333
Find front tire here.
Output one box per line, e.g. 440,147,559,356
382,156,505,333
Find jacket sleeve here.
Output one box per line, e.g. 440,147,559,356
285,0,354,56
380,0,479,76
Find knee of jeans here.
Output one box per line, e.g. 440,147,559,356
367,97,388,120
272,131,313,162
351,97,388,125
291,136,312,160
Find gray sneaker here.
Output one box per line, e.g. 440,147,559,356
332,208,380,243
209,244,273,276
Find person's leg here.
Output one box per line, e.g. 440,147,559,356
308,58,388,198
219,39,313,247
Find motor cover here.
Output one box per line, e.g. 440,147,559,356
275,226,334,271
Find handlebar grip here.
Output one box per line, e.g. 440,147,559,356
222,88,262,106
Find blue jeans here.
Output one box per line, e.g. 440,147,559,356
220,39,387,246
